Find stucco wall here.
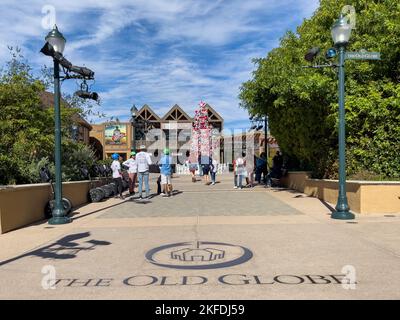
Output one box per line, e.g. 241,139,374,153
282,172,400,215
0,179,107,234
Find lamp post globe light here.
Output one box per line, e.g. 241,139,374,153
45,25,66,54
331,14,355,220
44,25,71,225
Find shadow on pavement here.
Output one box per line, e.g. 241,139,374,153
71,200,130,221
0,232,111,266
318,199,336,214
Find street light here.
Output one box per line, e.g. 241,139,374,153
331,14,355,220
249,115,269,160
41,25,96,225
45,25,66,54
42,25,70,225
130,105,138,152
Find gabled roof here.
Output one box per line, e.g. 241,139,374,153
137,104,161,122
205,104,223,122
162,104,192,122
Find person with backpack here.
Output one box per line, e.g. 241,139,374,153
110,153,124,199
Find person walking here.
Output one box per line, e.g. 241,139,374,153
123,151,138,196
188,159,198,183
159,148,173,197
200,154,211,185
136,145,152,199
110,153,124,199
210,157,218,185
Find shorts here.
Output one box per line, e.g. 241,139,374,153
161,174,171,185
202,165,210,175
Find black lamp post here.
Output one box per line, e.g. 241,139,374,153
330,14,355,220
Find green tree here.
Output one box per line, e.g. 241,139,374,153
239,0,400,179
0,48,97,184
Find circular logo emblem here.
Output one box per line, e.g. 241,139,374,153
145,241,253,270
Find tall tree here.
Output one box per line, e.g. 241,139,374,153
239,0,400,179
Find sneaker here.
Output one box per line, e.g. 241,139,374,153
160,193,166,196
234,186,238,189
162,194,168,198
212,182,215,185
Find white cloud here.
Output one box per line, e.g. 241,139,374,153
0,0,320,129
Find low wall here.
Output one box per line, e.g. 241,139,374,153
282,172,400,215
0,179,107,234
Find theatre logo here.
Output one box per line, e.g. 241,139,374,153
47,241,356,289
145,241,253,270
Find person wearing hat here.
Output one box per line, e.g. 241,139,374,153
135,145,152,199
110,153,124,199
123,151,138,195
159,148,173,197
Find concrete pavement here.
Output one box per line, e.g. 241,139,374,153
0,174,399,299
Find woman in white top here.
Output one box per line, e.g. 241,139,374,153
111,153,124,199
235,153,246,189
123,151,138,195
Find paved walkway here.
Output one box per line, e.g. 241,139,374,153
0,174,399,299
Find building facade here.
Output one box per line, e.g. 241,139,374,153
89,103,223,162
89,103,279,164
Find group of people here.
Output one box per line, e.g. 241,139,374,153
187,155,219,185
110,147,285,199
233,151,284,189
110,145,174,200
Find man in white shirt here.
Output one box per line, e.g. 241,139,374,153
110,153,124,199
234,153,246,190
135,145,152,199
123,151,138,195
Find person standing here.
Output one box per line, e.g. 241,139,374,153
159,148,173,197
111,153,124,199
136,145,152,199
245,150,255,188
211,157,218,185
234,153,246,189
255,152,266,184
123,152,137,196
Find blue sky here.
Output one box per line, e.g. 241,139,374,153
0,0,319,130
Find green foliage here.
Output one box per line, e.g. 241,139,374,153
0,48,98,185
239,0,400,179
61,142,97,181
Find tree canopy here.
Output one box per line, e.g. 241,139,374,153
239,0,400,179
0,48,97,184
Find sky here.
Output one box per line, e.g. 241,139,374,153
0,0,319,130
